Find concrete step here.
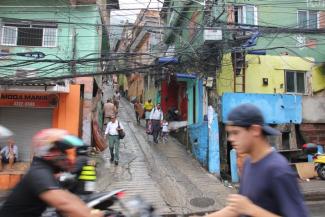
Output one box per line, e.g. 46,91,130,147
122,98,233,215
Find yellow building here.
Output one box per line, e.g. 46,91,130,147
217,54,325,95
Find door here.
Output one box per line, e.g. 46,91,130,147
0,107,53,162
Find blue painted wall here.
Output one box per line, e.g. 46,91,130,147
222,93,302,124
188,122,208,166
208,112,220,174
230,149,239,183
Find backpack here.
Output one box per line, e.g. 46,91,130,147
117,121,125,139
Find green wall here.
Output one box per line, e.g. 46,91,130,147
217,0,325,63
0,0,101,78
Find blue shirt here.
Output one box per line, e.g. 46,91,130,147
239,151,309,217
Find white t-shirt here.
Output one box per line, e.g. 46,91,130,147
162,122,169,132
150,108,163,120
105,121,124,136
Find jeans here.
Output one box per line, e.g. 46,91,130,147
152,120,161,143
108,135,120,161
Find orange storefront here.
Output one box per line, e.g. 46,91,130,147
0,84,82,162
0,84,83,190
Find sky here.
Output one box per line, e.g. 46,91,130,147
111,0,163,24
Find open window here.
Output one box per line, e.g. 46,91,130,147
232,5,258,25
1,21,57,47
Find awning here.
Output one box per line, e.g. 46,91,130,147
0,80,69,93
157,57,179,64
176,73,197,79
0,80,64,86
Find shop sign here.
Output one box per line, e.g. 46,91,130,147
0,93,59,108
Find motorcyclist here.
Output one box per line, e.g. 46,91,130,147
0,128,104,217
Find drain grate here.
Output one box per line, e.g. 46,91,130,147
190,197,215,208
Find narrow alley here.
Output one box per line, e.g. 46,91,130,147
97,85,232,215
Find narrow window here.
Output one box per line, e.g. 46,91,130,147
285,70,306,94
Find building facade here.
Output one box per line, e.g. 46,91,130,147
0,0,104,162
156,0,325,177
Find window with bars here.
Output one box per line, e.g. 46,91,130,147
298,10,319,29
1,22,57,47
285,70,306,94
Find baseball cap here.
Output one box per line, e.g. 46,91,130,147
226,104,281,136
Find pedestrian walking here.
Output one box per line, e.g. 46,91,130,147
144,99,154,128
113,90,121,109
207,104,309,217
103,99,117,126
161,119,169,144
150,104,163,144
104,115,124,166
134,99,143,125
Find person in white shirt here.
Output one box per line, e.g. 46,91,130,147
113,91,121,109
150,104,163,144
0,138,18,170
104,115,124,165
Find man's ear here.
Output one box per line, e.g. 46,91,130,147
250,125,263,137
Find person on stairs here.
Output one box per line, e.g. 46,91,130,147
150,104,163,144
104,115,124,165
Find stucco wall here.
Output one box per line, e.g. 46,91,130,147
222,93,302,124
217,54,318,95
302,96,325,123
221,0,325,62
0,0,101,77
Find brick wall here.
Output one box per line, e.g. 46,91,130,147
300,124,325,144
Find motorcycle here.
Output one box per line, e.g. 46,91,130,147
47,158,158,217
43,189,158,217
302,143,325,180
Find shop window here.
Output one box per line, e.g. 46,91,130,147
298,10,319,29
1,22,57,47
285,70,306,94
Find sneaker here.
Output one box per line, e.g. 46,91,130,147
115,161,119,166
110,158,114,162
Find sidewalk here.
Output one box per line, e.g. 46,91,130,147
98,85,172,215
300,179,325,201
121,97,233,214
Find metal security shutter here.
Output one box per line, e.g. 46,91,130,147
0,107,53,162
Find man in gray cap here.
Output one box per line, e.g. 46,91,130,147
208,104,309,217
